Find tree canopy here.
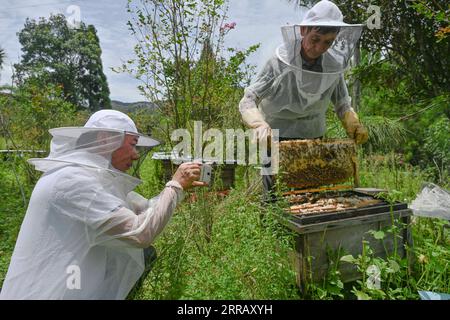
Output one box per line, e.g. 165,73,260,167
14,14,111,111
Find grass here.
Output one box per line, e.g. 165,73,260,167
0,152,448,299
0,157,31,287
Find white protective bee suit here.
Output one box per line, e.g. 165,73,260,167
239,0,364,140
0,110,184,300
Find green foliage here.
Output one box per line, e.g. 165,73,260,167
341,0,449,98
0,81,80,150
335,214,449,300
0,161,31,286
412,218,450,293
359,152,429,201
422,115,450,185
0,82,84,186
411,0,450,41
134,158,165,197
326,108,408,154
348,49,449,181
14,14,111,111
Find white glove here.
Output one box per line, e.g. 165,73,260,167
241,108,272,144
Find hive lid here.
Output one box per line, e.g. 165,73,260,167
278,138,358,189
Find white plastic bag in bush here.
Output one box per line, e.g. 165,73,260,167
409,183,450,220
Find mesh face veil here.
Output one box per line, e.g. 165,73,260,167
245,0,363,138
28,110,160,177
276,0,363,97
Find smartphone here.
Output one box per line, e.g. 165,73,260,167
199,163,212,184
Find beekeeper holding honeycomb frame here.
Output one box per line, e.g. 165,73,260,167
239,0,368,202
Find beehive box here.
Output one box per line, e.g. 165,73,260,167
283,190,413,288
277,139,412,289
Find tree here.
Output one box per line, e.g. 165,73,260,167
0,79,81,186
118,0,258,145
14,14,111,111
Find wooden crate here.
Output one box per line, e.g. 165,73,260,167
285,207,413,288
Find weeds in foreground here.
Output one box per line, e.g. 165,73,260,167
1,154,448,299
131,184,300,299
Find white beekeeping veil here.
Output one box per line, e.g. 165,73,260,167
29,110,160,188
276,0,362,99
0,110,166,299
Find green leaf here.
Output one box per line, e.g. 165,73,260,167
340,255,356,263
372,230,386,240
355,290,372,300
388,259,400,273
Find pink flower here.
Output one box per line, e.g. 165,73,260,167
220,22,236,33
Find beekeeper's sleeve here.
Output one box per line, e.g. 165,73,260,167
331,74,354,119
98,181,184,248
239,58,279,112
53,168,184,249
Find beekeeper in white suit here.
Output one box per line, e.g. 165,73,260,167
239,0,368,201
0,110,206,299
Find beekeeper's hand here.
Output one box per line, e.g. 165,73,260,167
241,108,272,144
172,162,208,190
341,110,368,144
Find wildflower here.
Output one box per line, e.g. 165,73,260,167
418,254,428,264
220,22,236,33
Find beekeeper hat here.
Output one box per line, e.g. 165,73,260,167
50,109,161,148
299,0,362,27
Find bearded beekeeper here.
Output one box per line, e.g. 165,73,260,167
239,0,368,201
0,110,206,299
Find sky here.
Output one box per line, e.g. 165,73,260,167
0,0,306,102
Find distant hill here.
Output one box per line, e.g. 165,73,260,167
111,100,157,113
